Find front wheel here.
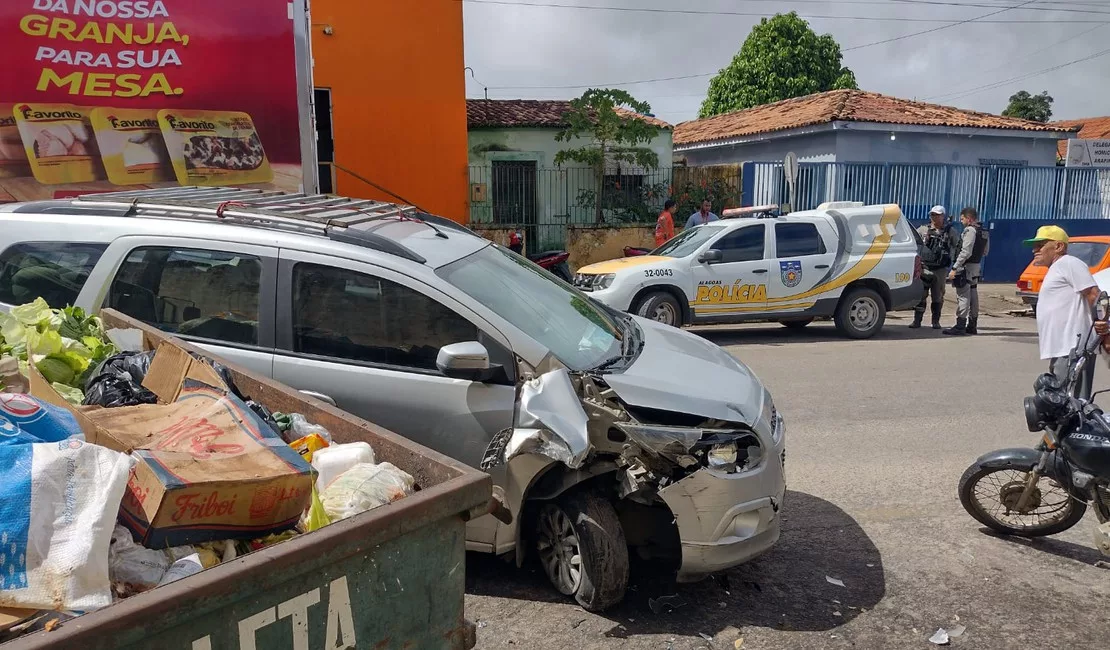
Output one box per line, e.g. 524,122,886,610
834,287,886,339
957,463,1088,537
535,491,629,612
634,291,683,327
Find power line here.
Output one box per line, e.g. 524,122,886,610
931,45,1110,102
842,0,1039,50
462,0,1106,20
921,21,1107,100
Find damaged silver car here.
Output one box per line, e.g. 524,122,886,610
8,189,785,612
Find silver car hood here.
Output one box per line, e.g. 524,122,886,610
601,316,765,424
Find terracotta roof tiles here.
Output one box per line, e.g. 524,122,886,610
466,99,671,129
1051,116,1110,158
673,89,1075,147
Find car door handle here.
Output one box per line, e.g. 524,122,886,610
815,264,830,269
299,390,337,407
752,269,768,274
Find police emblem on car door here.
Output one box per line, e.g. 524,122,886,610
780,260,802,288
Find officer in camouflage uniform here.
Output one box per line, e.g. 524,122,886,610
944,207,990,336
911,206,960,329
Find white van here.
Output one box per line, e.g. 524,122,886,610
574,202,924,338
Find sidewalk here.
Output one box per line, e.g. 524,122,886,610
891,283,1026,319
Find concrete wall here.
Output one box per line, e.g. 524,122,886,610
835,130,1062,166
679,131,837,166
566,225,656,271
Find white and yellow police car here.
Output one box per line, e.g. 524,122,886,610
573,202,924,339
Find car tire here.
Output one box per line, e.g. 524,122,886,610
780,318,814,329
834,287,886,339
634,292,683,327
535,491,629,612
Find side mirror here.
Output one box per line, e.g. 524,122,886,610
437,341,494,381
697,249,723,264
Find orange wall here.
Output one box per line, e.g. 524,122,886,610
311,0,469,222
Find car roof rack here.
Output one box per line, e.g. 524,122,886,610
68,186,449,264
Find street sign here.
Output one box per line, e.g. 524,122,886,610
783,152,799,213
1065,139,1110,168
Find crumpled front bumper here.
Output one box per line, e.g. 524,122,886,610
658,418,786,583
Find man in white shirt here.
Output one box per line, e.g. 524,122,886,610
685,199,719,229
1027,225,1099,397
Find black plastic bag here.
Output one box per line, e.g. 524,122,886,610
82,351,158,408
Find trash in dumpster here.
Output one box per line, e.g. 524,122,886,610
301,485,333,532
319,462,415,521
284,412,333,445
0,357,28,394
82,351,157,408
0,394,134,612
312,441,375,491
156,553,204,587
290,432,329,462
108,524,172,594
0,300,119,405
30,341,316,548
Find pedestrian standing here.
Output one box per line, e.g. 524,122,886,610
944,207,990,336
655,199,677,247
685,199,719,229
911,206,960,329
1026,225,1100,398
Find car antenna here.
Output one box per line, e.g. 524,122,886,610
331,162,448,238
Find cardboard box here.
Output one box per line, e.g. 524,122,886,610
30,342,315,547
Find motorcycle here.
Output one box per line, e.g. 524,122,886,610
623,246,651,257
958,293,1110,542
527,250,573,283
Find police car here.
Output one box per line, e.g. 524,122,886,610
573,202,924,339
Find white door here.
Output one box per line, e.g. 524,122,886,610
689,223,770,320
766,221,837,310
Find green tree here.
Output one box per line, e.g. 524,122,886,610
1001,90,1053,123
699,12,857,118
554,88,661,223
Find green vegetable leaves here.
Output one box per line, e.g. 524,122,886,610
0,299,117,399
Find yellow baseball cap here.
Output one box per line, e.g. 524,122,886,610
1023,225,1069,246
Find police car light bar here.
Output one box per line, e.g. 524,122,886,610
722,204,779,218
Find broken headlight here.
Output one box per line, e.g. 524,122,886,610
707,442,738,470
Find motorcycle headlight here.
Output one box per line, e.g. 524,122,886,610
596,273,616,290
707,442,738,470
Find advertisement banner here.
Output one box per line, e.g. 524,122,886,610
1065,139,1110,168
0,0,304,203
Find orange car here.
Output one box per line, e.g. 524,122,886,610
1016,235,1110,309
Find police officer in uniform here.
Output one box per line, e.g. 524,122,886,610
911,206,960,329
944,207,990,336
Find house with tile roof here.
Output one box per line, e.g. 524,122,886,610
673,89,1077,168
466,99,673,239
1051,116,1110,163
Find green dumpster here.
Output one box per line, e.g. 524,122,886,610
2,310,491,650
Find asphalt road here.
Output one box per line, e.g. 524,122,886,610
464,312,1110,650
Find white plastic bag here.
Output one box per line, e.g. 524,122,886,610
311,442,375,492
0,439,133,611
319,462,415,521
157,554,203,587
108,525,171,590
290,413,332,443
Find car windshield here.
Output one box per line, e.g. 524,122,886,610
1067,242,1109,268
437,245,624,371
653,224,726,258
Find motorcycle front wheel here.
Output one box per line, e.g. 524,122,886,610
958,464,1088,537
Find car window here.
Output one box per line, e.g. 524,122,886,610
292,263,478,371
653,224,726,258
714,225,765,263
775,223,826,257
0,242,107,308
105,247,262,345
1067,242,1109,268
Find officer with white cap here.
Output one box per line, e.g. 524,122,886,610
911,206,960,329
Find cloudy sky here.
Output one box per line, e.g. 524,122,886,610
461,0,1109,126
